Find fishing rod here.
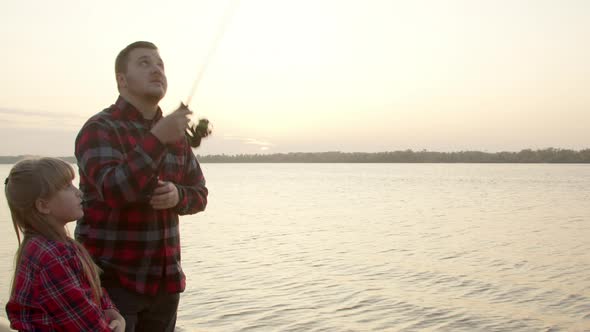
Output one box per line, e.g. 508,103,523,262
184,0,240,148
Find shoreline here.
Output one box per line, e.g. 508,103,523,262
1,148,590,164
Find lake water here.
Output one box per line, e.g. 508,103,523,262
1,163,589,331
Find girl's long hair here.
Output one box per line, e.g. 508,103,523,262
5,157,103,304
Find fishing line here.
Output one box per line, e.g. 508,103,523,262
183,0,240,147
185,0,240,107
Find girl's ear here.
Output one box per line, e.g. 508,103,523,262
35,198,51,215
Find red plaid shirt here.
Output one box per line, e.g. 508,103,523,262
6,236,116,331
74,96,208,295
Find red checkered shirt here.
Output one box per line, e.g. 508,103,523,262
74,96,208,295
6,236,116,331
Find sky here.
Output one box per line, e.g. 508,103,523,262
1,0,589,156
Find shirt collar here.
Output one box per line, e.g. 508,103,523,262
112,95,163,123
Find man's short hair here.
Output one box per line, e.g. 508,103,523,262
115,41,158,74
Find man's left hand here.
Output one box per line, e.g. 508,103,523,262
150,180,180,210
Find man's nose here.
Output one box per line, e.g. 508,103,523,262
151,64,164,75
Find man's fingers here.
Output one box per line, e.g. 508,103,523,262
174,107,193,118
152,186,172,195
150,195,170,205
150,192,174,208
152,181,173,195
150,194,174,208
149,181,178,209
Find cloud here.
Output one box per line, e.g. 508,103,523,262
0,107,87,130
243,138,275,147
221,135,275,147
0,126,77,156
0,108,87,119
189,135,277,154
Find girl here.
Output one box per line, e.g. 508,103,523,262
4,157,125,331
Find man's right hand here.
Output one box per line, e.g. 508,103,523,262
151,104,192,144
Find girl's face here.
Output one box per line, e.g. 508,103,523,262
46,181,84,224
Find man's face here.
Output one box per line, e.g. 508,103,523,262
118,48,167,102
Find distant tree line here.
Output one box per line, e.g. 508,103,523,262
1,148,589,164
196,148,590,163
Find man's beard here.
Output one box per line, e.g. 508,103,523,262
144,89,165,103
126,77,166,103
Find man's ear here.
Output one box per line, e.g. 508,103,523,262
35,198,51,215
116,73,127,89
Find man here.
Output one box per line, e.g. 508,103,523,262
75,41,208,332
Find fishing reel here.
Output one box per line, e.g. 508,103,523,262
178,102,212,148
185,117,212,148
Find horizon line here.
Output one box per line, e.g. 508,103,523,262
1,147,589,159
